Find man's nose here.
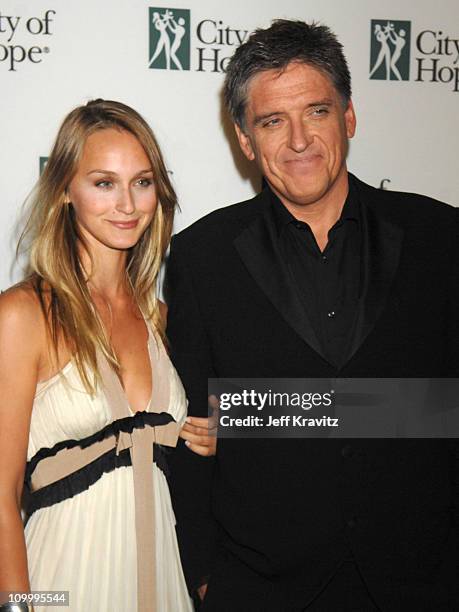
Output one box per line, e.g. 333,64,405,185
288,118,312,153
115,186,136,214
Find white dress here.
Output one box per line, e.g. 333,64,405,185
24,322,193,612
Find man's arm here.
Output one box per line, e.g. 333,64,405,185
443,208,459,596
166,234,217,594
449,210,459,532
448,209,459,376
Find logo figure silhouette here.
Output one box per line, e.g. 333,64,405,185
370,21,406,80
150,9,185,70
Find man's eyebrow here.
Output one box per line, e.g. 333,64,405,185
307,98,334,107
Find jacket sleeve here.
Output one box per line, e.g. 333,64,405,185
448,209,459,376
444,208,459,597
165,234,218,593
449,210,459,531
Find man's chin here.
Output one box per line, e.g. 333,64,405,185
272,183,329,208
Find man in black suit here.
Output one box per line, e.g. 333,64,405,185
167,20,459,612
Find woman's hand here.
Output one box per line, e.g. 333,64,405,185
179,416,217,457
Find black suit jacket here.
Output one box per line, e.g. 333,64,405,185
166,175,459,611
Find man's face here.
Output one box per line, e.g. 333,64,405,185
235,61,356,210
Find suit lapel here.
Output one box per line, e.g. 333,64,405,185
233,197,329,363
233,179,404,368
345,180,404,364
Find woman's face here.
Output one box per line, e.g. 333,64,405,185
67,128,157,252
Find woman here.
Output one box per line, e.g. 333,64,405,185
0,99,214,612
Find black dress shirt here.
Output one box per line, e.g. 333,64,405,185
269,181,362,367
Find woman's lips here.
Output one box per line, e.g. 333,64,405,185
107,219,139,229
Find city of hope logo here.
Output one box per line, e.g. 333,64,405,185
39,156,48,174
369,20,411,81
0,9,55,71
149,7,190,70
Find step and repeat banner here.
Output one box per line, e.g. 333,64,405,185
1,0,458,288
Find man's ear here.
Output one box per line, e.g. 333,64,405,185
344,99,356,139
234,123,255,161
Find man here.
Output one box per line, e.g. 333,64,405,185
167,20,459,612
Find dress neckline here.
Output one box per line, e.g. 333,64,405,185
113,317,154,415
35,313,156,416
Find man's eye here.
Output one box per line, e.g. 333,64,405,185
312,107,329,116
263,118,281,128
95,180,113,188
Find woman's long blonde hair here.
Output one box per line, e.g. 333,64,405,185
19,99,177,393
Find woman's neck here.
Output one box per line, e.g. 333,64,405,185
79,242,130,302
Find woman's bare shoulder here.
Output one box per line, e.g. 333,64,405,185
0,281,47,344
0,280,43,312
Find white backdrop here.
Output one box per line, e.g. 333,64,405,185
1,0,458,289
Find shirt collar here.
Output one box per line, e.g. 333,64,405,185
267,176,360,236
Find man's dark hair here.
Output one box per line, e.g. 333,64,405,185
223,20,352,130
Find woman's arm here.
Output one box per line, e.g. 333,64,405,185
0,288,43,598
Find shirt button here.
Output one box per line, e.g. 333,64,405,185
327,311,336,318
322,255,328,263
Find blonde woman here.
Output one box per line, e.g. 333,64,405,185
0,100,214,612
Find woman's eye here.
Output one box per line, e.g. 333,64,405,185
137,178,153,187
95,180,112,188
